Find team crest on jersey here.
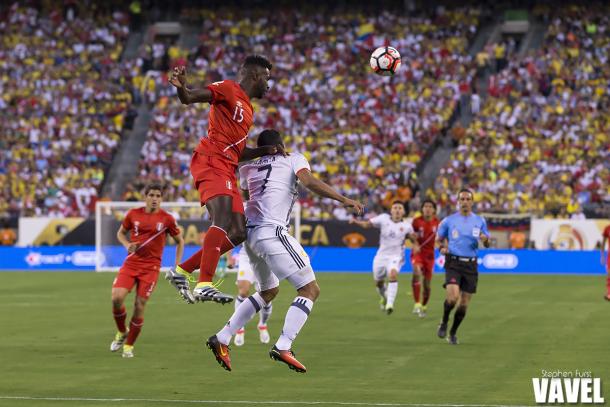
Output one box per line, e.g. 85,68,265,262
452,229,459,238
226,180,233,190
156,222,164,232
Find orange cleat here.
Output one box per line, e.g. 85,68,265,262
206,335,232,371
269,345,306,373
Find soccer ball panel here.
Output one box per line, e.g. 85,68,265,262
370,46,401,76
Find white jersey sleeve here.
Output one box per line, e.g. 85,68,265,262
370,214,389,228
243,153,310,228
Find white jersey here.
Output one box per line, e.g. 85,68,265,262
370,213,413,258
239,153,310,228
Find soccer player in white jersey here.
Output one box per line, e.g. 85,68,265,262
351,201,416,314
205,129,364,373
232,244,272,346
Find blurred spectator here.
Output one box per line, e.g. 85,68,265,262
0,2,135,218
0,221,17,246
509,231,526,249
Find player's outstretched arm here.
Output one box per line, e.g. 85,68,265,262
116,225,138,253
172,232,185,266
349,219,372,228
239,144,287,162
169,66,213,105
297,169,364,215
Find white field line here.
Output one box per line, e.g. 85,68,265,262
0,395,532,407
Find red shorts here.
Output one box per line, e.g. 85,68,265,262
190,152,244,214
411,254,435,280
112,263,160,299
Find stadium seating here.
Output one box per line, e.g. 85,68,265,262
433,5,610,218
129,7,480,219
0,3,134,218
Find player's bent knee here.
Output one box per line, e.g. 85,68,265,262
260,286,279,303
229,228,246,245
297,280,320,302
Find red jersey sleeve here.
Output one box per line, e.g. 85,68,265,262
206,80,233,105
166,214,180,237
604,225,610,239
122,210,133,230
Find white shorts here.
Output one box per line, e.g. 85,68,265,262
246,225,315,291
372,254,404,281
236,246,260,289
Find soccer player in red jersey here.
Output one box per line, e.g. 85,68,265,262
410,199,440,317
110,183,184,358
166,55,282,304
601,224,610,301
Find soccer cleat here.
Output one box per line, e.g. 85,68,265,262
605,295,610,302
418,305,427,318
206,335,232,371
110,331,128,352
122,344,134,358
234,329,245,347
193,282,234,304
385,303,394,315
437,322,448,339
258,324,270,344
165,266,196,304
412,302,422,315
269,345,306,373
379,296,387,311
447,335,459,345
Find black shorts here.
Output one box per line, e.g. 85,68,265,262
443,255,478,294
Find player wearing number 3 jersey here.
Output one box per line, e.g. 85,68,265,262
166,55,285,304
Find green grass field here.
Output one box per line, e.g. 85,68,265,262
0,272,607,407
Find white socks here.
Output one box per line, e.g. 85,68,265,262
376,283,386,299
275,296,314,350
386,281,398,307
217,292,266,345
260,302,272,326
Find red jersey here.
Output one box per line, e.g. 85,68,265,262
194,80,254,164
604,225,610,250
121,207,180,268
411,216,440,257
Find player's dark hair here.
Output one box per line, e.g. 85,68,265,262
391,200,406,211
243,55,272,70
458,188,474,198
257,129,282,147
144,183,163,195
421,199,437,210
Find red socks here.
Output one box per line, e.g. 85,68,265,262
412,279,421,303
606,276,610,297
179,248,202,273
112,305,127,333
179,227,236,276
125,317,144,346
423,285,431,306
198,226,234,283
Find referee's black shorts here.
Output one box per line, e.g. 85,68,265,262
443,254,478,294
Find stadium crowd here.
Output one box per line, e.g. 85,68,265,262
0,3,135,218
129,6,480,219
433,5,610,218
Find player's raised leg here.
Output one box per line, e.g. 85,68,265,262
421,262,433,317
385,267,399,315
192,196,245,304
271,279,318,374
110,286,130,352
411,263,423,315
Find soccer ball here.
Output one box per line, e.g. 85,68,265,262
369,46,401,76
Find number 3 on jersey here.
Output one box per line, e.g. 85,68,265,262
232,105,244,123
258,165,272,193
